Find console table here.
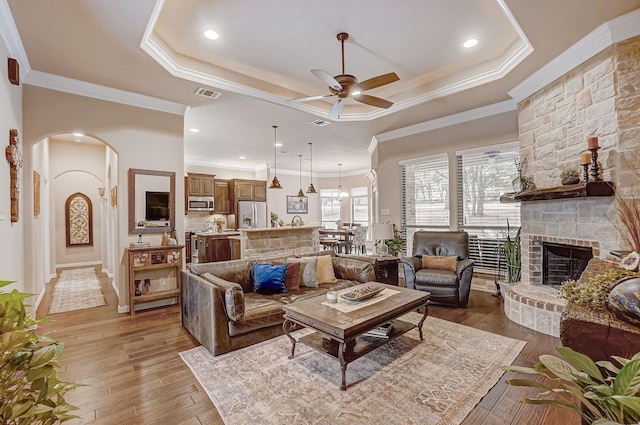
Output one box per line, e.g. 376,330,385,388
126,245,184,315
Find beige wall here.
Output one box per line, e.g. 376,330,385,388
49,139,105,266
0,36,24,293
22,86,184,311
375,111,519,228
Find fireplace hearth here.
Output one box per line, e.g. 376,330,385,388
542,242,593,287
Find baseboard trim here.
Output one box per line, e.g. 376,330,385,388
49,273,57,280
32,286,47,313
56,261,102,269
117,304,130,314
111,280,120,300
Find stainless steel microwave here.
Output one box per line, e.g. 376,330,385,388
188,196,214,212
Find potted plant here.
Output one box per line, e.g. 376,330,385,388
502,347,640,425
497,221,521,297
270,211,278,228
561,168,581,185
0,280,80,423
384,224,406,256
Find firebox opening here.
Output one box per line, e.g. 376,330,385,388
542,242,593,287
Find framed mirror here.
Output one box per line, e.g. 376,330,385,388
128,168,176,234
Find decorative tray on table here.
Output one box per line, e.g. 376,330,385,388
340,284,384,302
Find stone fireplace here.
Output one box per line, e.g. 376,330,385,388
503,30,640,337
529,236,596,286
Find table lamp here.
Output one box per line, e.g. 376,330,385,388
372,223,394,258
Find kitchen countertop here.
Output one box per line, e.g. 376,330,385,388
194,231,240,237
238,225,320,232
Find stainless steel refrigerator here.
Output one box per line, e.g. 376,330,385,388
237,201,268,229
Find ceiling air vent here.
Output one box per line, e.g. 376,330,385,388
310,119,330,127
195,87,222,99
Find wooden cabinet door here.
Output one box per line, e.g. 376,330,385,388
200,177,214,196
188,176,203,196
213,180,230,213
252,182,267,201
236,181,253,199
210,238,231,262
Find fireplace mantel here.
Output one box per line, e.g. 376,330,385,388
500,181,615,203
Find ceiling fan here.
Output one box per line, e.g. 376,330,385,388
287,32,399,118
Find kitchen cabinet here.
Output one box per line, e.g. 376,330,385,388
187,173,215,197
126,245,184,316
197,235,232,263
185,232,192,263
213,180,230,214
230,238,241,260
231,179,266,201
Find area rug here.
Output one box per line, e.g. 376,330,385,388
180,313,526,425
48,268,106,314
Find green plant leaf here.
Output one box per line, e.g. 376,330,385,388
610,395,640,418
30,343,58,368
592,420,625,425
539,354,586,383
522,397,582,412
501,365,538,375
557,347,604,382
7,401,32,419
612,359,640,396
597,360,621,375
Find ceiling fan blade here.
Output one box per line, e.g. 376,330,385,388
328,98,345,119
311,69,342,91
353,72,399,92
286,93,335,103
352,93,393,109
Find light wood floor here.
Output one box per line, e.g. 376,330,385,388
36,266,580,425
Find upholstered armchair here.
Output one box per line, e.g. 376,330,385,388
401,231,474,307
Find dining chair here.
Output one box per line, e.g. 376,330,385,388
350,225,368,254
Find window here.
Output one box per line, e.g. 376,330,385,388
350,187,369,228
320,189,341,229
401,153,450,254
457,142,521,273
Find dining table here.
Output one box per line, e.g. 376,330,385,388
319,228,356,253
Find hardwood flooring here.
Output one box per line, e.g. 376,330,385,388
36,266,580,425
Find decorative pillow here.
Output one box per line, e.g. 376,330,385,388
274,261,301,291
287,257,318,287
201,272,245,321
252,263,288,295
316,255,337,284
421,255,458,272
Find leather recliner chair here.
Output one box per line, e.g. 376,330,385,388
401,231,474,307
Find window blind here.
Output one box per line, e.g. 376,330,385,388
456,143,521,272
401,153,450,255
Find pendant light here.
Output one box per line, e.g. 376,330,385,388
269,125,282,189
306,142,317,194
297,154,305,197
333,163,349,198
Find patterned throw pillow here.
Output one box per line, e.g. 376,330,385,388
252,263,288,294
287,257,318,288
421,255,458,272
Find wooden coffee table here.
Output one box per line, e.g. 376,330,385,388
282,283,430,390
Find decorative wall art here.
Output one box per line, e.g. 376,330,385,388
65,192,93,247
286,195,308,214
5,129,22,222
33,171,40,216
111,185,117,207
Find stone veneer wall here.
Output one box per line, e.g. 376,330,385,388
517,36,640,285
240,226,320,259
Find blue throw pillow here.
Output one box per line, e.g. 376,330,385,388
252,263,288,295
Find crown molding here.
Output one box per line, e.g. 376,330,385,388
25,70,187,115
375,99,517,143
367,136,379,154
184,157,261,172
141,0,531,122
0,0,31,79
509,8,640,103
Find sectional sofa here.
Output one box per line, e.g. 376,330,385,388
181,251,376,356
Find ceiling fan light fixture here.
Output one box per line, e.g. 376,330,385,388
297,154,305,198
269,125,283,189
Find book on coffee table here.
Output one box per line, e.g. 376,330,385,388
362,322,394,339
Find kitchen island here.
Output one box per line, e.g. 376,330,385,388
234,225,320,259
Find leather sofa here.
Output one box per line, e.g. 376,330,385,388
181,251,376,356
401,231,474,307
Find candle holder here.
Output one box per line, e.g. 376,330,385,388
581,163,590,183
589,147,602,181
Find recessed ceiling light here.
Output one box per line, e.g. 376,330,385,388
189,128,199,133
239,156,246,160
275,143,283,147
72,132,84,137
463,39,478,48
204,29,220,40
